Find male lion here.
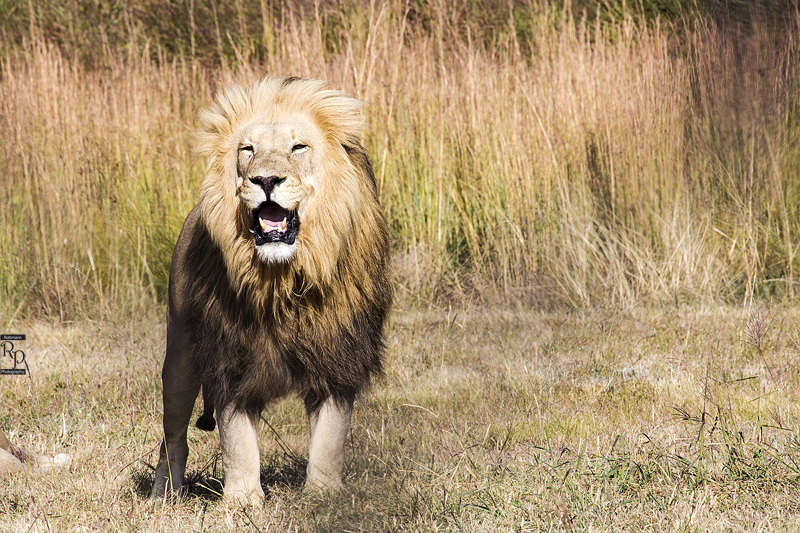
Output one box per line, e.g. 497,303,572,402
152,77,392,504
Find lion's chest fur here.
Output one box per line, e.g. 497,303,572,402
174,213,387,414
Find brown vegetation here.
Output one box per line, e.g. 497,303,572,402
0,1,798,320
1,1,800,530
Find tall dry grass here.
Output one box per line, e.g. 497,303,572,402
0,1,798,321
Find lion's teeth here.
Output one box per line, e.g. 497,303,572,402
258,216,288,233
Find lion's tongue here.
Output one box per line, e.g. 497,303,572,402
258,202,289,233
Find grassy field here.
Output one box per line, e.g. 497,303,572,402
2,0,800,531
2,304,800,531
1,1,799,317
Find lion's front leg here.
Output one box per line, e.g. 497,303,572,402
217,402,264,505
305,394,354,491
153,386,199,499
153,336,200,501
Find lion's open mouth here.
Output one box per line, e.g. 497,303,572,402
250,201,299,246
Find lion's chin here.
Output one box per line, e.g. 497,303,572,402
255,242,297,264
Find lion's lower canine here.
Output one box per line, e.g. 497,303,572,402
152,77,392,504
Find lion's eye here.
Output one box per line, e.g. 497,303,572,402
292,143,309,154
240,145,254,153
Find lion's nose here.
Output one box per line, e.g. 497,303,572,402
250,175,286,193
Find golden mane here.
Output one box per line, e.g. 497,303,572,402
194,77,385,311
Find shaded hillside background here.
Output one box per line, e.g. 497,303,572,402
0,0,798,320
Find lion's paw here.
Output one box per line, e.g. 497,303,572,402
303,476,344,494
223,485,264,507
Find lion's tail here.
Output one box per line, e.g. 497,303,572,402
195,386,216,431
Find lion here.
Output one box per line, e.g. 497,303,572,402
0,428,71,477
152,77,392,504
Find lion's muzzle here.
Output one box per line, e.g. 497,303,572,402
249,174,285,192
246,175,300,246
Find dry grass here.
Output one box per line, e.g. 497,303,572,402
1,2,799,318
2,303,800,531
2,2,800,531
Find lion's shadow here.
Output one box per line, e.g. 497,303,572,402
132,450,307,502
